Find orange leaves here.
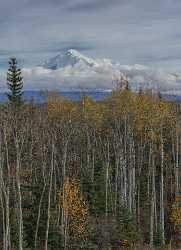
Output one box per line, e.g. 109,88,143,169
60,177,89,239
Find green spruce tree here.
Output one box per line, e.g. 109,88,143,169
6,57,23,108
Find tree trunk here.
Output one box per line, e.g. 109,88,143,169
44,142,54,250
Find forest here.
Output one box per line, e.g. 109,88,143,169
1,58,181,250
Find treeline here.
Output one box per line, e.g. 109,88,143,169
1,59,181,249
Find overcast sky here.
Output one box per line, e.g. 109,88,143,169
0,0,181,72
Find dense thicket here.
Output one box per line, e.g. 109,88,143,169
0,88,181,249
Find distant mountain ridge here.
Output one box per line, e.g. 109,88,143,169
0,90,181,103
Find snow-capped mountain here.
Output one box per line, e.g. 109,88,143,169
20,49,181,95
40,49,98,69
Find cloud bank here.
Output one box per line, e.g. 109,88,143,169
1,49,181,95
19,51,181,95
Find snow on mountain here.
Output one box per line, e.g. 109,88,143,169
40,49,98,69
20,49,181,94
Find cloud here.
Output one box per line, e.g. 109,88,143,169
21,66,117,91
16,59,181,95
0,0,181,75
68,0,121,12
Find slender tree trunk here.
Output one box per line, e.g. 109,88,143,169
175,131,179,194
0,136,7,250
34,183,46,250
4,129,11,250
105,140,110,218
160,127,165,245
44,142,54,250
61,139,69,249
15,137,23,250
150,151,155,248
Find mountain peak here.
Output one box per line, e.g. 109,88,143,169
66,49,84,57
41,49,97,70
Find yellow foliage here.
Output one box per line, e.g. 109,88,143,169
111,89,136,117
60,177,89,239
134,94,173,141
170,195,181,229
47,91,79,122
47,90,176,143
81,95,104,128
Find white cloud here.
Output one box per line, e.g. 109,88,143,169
17,52,181,95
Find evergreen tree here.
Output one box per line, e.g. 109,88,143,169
6,57,23,108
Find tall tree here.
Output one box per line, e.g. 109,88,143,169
6,58,23,108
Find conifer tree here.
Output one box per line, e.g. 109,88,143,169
6,57,23,108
